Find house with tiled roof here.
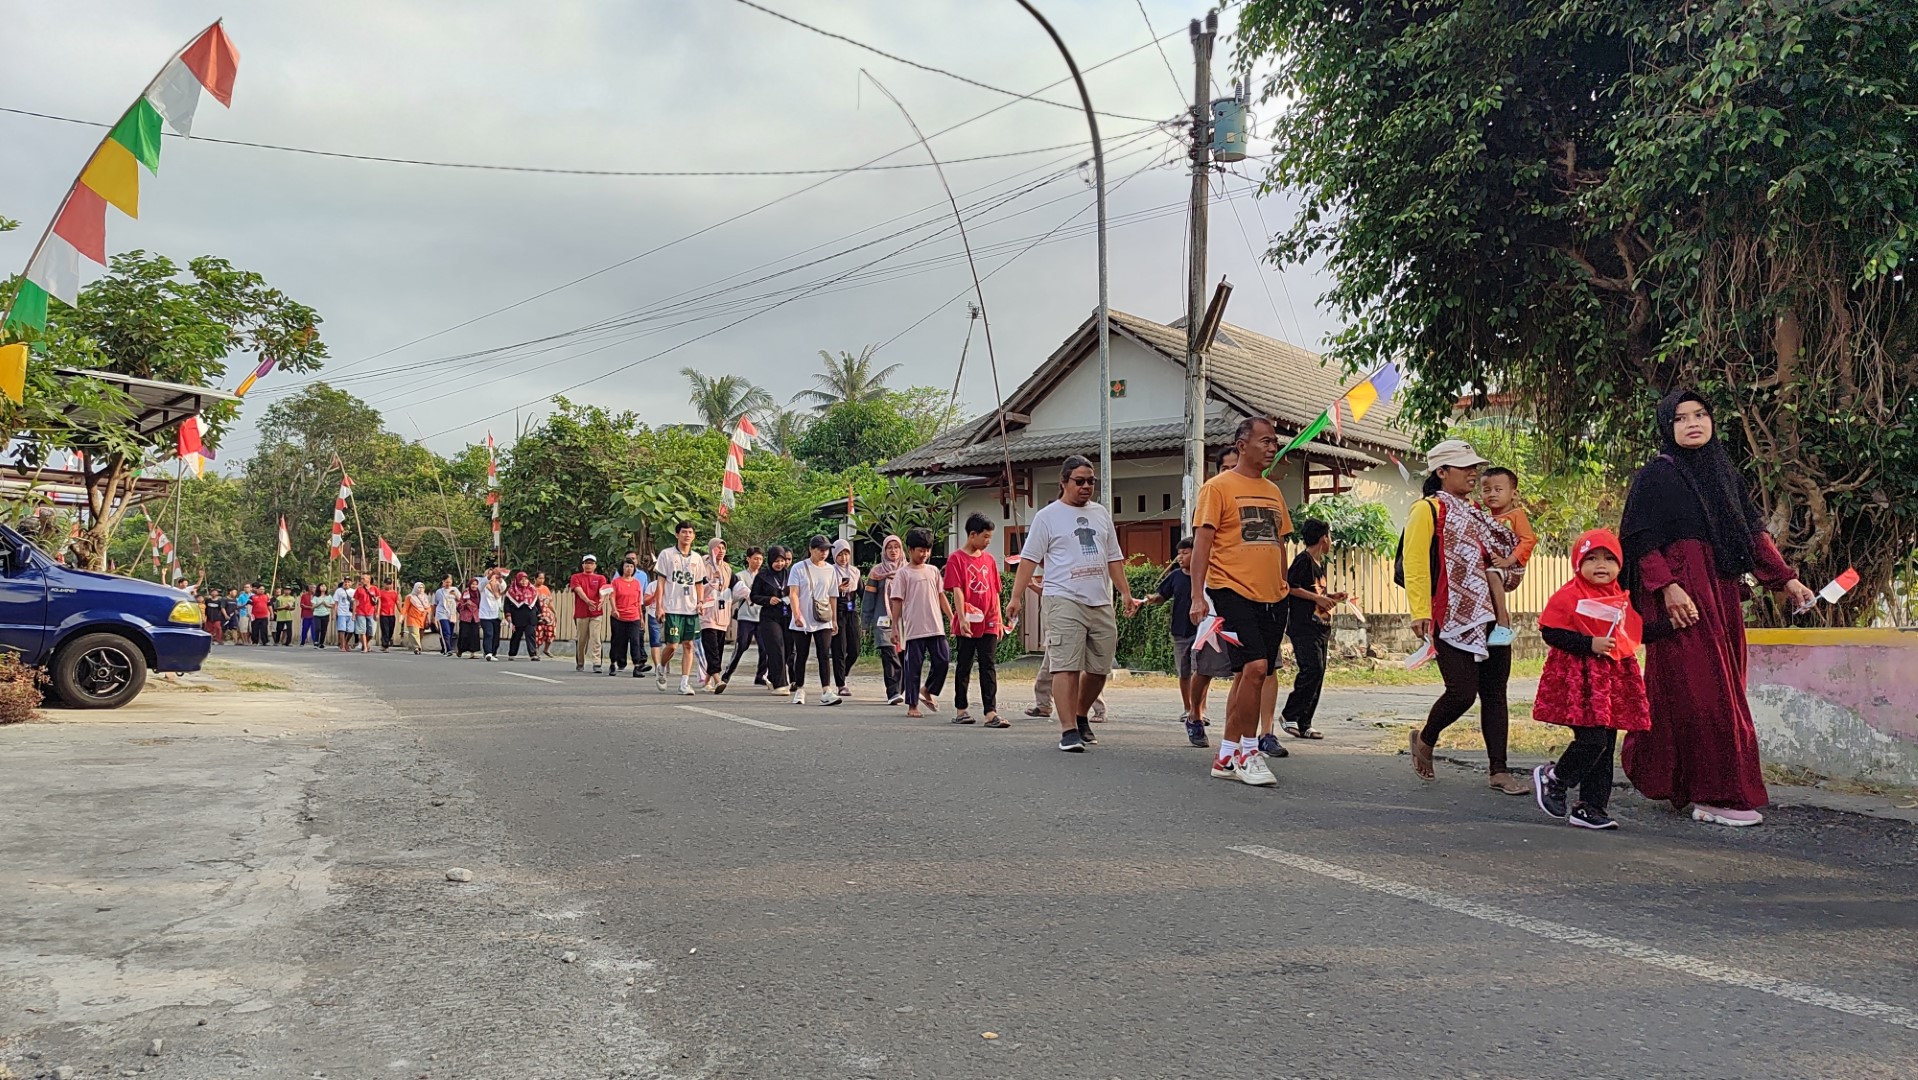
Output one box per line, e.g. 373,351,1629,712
879,309,1425,564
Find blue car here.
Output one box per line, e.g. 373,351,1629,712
0,523,212,708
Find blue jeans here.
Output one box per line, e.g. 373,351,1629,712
481,617,501,657
438,618,456,653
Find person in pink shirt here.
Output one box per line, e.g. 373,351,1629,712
943,512,1006,727
887,527,955,720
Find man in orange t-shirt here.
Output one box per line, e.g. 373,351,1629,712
1189,416,1294,788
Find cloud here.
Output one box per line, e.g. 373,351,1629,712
0,0,1336,457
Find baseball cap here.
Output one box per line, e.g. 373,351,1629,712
1423,439,1490,473
581,553,598,562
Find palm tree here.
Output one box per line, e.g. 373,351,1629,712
682,368,773,430
755,408,811,459
791,346,903,411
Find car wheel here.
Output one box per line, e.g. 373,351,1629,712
51,632,148,709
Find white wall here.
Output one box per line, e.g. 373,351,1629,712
1024,336,1185,433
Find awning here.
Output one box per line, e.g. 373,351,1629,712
53,368,240,440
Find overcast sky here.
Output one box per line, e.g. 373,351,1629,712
0,0,1337,460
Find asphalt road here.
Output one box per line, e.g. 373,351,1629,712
250,643,1917,1079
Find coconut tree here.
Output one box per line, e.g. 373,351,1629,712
755,408,811,459
791,346,903,411
681,368,772,430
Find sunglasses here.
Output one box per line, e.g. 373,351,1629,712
1067,474,1097,486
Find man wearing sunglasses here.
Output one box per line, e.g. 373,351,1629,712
1189,416,1295,787
1007,455,1141,753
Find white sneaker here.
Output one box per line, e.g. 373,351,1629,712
791,689,805,706
820,691,841,706
657,672,668,692
887,693,906,706
679,682,697,697
1237,752,1278,787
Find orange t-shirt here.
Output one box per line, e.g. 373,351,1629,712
1192,469,1293,603
1493,506,1537,565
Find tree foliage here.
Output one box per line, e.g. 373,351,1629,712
1295,493,1398,556
680,368,772,430
792,345,902,410
791,398,920,475
1238,0,1918,619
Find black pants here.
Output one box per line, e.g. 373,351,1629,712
1419,640,1512,775
759,619,789,689
1554,726,1618,811
379,614,397,649
903,635,951,707
953,633,998,713
795,628,833,689
609,617,642,670
250,619,268,645
723,620,761,683
831,607,860,687
878,642,902,700
508,610,538,658
480,617,501,657
1282,621,1328,730
273,620,292,646
702,628,728,679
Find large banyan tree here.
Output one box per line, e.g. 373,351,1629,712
1238,0,1916,619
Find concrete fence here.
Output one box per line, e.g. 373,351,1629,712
1745,628,1918,788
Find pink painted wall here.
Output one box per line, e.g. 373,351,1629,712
1746,634,1918,786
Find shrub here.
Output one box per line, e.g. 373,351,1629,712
0,652,44,724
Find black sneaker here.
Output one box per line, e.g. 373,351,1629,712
1533,764,1568,819
1569,804,1618,830
1257,733,1290,758
1058,729,1086,753
1184,719,1208,748
1076,717,1098,746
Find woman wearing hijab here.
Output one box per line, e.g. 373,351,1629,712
402,582,432,655
455,577,483,658
828,538,863,698
1404,439,1530,795
750,545,794,695
866,535,907,705
1620,390,1814,827
505,571,542,660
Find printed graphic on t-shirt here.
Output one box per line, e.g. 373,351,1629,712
1238,502,1282,545
1072,517,1100,555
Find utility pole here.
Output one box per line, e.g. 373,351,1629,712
1181,10,1217,534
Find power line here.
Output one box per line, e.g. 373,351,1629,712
727,0,1170,125
0,105,1111,177
1133,0,1189,98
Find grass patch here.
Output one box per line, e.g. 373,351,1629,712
202,660,289,692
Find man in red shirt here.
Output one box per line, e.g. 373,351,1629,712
353,575,379,654
569,554,609,673
377,581,400,651
943,512,1005,726
247,584,272,646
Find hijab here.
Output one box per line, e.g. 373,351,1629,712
1540,529,1641,658
507,571,537,606
1620,389,1764,589
830,538,859,588
869,535,905,581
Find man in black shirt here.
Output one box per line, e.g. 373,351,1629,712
1282,519,1345,738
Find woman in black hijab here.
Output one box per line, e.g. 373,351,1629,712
1618,390,1815,827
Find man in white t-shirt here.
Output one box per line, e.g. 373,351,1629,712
653,521,710,696
1006,454,1141,754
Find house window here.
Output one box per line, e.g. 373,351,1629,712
1304,456,1350,503
1136,494,1146,514
1004,527,1025,560
1162,492,1172,512
1112,497,1122,515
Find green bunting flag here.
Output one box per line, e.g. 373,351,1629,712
1265,411,1332,476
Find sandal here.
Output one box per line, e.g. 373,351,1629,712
1487,772,1531,796
920,693,939,713
951,712,976,725
983,714,1010,729
1282,722,1301,737
1300,728,1324,740
1409,728,1435,780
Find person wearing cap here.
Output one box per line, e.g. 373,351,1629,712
1404,437,1529,795
570,554,609,673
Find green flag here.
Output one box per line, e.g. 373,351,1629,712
1265,411,1331,476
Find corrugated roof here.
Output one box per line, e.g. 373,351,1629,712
940,416,1381,469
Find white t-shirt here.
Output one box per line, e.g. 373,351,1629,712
788,557,838,633
478,581,503,619
1021,498,1122,607
654,547,709,616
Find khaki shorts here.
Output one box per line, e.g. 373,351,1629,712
1042,594,1118,676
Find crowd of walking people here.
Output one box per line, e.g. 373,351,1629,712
205,387,1810,833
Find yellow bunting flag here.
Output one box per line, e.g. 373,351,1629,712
0,343,26,404
81,140,142,219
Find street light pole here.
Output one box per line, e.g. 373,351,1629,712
1013,0,1110,507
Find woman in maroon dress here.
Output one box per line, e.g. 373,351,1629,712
1619,390,1816,827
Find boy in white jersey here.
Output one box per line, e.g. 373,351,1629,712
654,521,710,696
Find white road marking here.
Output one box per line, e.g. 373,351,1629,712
1230,844,1918,1031
502,671,562,684
677,705,794,732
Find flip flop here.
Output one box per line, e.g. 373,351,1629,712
983,714,1010,729
1409,728,1435,780
951,713,976,725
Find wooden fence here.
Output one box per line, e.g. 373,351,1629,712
1324,550,1572,617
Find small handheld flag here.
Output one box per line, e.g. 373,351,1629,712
1796,567,1859,614
1403,638,1436,670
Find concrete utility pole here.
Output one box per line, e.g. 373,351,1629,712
1181,11,1217,534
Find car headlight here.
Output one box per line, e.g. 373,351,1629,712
169,601,203,625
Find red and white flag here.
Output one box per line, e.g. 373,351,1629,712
276,515,291,558
485,432,500,551
718,414,756,523
378,536,400,571
329,473,353,560
1797,566,1860,614
177,415,207,477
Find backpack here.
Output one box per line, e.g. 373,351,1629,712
1393,497,1442,591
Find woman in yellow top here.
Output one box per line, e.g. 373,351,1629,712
1404,439,1527,795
